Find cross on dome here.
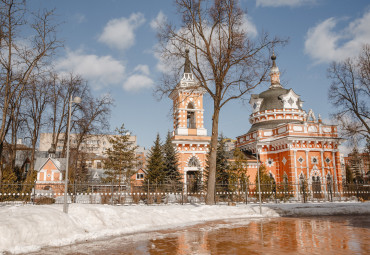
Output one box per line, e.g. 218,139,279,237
269,52,282,89
184,48,191,74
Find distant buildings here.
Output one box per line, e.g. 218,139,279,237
35,132,149,192
39,133,137,156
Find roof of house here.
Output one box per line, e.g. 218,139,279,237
34,157,67,172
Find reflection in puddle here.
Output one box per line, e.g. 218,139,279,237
30,216,370,255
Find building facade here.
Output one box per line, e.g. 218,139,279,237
169,50,211,185
236,54,343,194
39,133,137,156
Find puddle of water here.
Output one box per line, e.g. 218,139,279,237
29,216,370,255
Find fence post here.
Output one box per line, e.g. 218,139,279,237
33,180,36,205
111,180,114,205
245,181,248,205
147,179,150,205
181,182,184,205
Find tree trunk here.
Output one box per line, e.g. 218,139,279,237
205,104,220,205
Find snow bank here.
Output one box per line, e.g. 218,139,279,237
0,204,277,254
265,202,370,217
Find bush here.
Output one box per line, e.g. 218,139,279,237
35,196,55,204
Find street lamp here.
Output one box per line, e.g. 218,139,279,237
63,95,81,213
256,137,262,214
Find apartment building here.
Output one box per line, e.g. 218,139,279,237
39,133,137,156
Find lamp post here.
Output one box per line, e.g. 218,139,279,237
63,95,81,213
256,137,262,214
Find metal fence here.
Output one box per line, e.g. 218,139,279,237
0,181,369,205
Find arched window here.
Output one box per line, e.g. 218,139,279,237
187,102,196,129
312,175,322,198
283,172,289,184
269,173,275,183
327,173,333,192
188,156,200,167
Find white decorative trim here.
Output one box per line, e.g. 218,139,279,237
265,158,274,167
311,156,318,164
264,131,273,136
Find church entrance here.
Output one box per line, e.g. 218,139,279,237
186,171,201,193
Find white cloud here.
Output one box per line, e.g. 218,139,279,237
123,64,154,91
98,13,145,51
134,64,150,75
240,14,258,38
256,0,316,7
73,13,86,23
150,11,167,30
304,10,370,64
55,49,125,89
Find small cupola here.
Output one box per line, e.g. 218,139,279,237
182,48,194,81
48,144,56,158
269,53,282,89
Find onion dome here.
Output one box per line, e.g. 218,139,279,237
248,54,305,132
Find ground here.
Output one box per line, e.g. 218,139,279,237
0,202,369,254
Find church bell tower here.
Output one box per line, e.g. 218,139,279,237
169,49,211,185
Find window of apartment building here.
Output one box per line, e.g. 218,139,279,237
87,140,99,145
136,173,144,180
87,161,92,167
97,161,102,168
58,139,64,143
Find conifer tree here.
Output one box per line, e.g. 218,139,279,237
228,148,249,188
145,134,166,184
0,166,18,201
163,132,181,182
255,164,275,199
103,124,138,185
205,134,229,187
345,165,354,184
216,135,229,184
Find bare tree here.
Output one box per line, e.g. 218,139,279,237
23,72,53,174
47,73,87,156
70,92,113,182
156,0,284,204
328,44,370,141
0,0,60,180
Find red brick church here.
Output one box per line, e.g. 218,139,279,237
236,53,343,194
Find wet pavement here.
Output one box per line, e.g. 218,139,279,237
29,215,370,255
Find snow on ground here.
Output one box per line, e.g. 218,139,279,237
265,201,370,217
0,202,369,254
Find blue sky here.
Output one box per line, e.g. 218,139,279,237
30,0,370,150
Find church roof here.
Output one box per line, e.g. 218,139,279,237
248,119,303,133
34,157,66,172
257,87,303,111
